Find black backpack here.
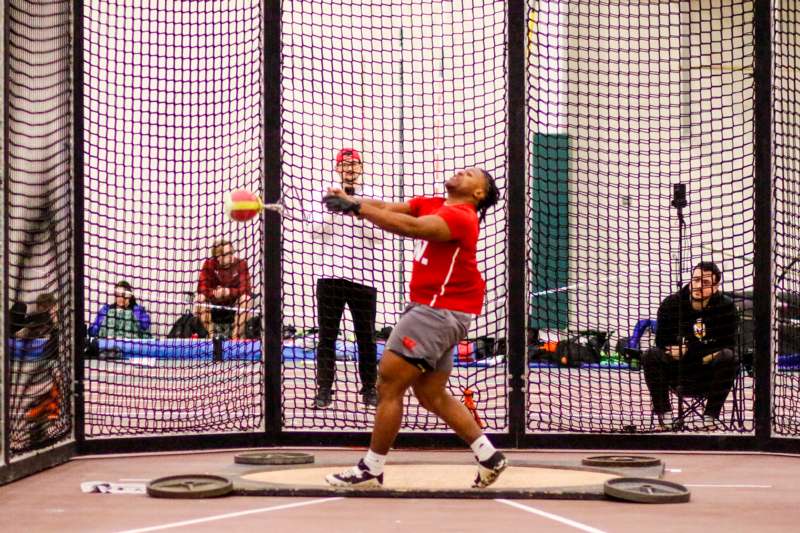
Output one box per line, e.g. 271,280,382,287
167,313,208,339
554,330,608,367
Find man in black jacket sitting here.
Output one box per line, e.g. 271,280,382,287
643,262,740,429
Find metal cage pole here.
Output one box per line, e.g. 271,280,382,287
506,0,528,447
72,0,86,449
1,0,9,470
752,0,775,450
263,0,282,445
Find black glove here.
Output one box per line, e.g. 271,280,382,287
323,194,361,215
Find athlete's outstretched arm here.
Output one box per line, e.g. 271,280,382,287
357,204,451,241
324,187,451,241
327,187,412,214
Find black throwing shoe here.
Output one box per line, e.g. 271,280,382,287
472,451,508,488
325,459,384,488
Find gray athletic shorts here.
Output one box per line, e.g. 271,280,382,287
385,303,473,374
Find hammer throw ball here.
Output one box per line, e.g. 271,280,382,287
224,189,264,222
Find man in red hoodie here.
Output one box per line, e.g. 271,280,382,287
197,239,251,338
322,167,505,489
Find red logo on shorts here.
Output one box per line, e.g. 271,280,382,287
402,336,417,351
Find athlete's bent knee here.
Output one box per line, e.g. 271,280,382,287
377,372,405,401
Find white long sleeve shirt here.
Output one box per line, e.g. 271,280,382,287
303,184,390,287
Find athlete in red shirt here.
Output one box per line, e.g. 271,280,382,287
406,196,486,315
321,167,505,489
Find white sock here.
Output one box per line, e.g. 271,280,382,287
362,449,387,475
470,435,497,463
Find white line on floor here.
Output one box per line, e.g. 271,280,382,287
114,497,343,533
683,484,772,488
666,468,682,473
496,499,607,533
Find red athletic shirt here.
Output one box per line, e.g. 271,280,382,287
198,258,251,304
407,197,485,315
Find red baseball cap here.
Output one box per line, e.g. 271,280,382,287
336,148,361,163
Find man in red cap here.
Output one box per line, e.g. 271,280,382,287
336,148,362,195
307,147,379,408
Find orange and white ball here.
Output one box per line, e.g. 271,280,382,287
224,189,263,222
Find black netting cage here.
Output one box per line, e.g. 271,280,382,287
1,0,799,483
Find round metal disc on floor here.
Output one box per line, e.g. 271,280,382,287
604,477,690,504
582,455,662,468
234,451,315,465
147,474,233,499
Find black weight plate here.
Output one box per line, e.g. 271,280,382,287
582,455,662,468
147,474,233,499
234,451,315,465
604,477,690,504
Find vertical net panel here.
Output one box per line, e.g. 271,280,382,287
82,1,264,437
1,11,3,460
6,0,74,456
773,0,800,437
281,0,507,431
527,0,755,434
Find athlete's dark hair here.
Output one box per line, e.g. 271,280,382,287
477,169,500,224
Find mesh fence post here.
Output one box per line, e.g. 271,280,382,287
508,0,528,445
1,0,7,466
264,0,282,442
72,0,86,448
753,0,774,448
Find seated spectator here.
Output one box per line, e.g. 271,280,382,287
13,292,62,426
88,281,152,338
16,292,59,340
643,262,740,429
197,239,252,339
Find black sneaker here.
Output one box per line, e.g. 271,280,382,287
362,388,378,407
313,389,332,409
472,451,508,488
325,459,384,488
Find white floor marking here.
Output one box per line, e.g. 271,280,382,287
496,499,607,533
666,468,682,473
683,484,772,488
115,497,343,533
